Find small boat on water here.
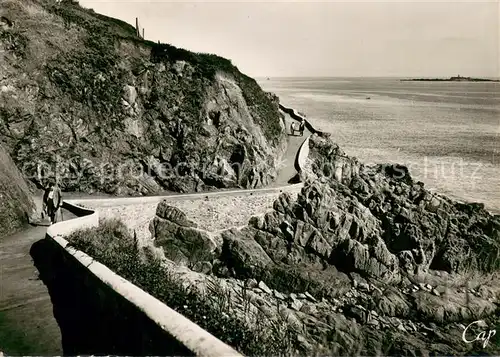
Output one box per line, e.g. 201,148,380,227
366,96,371,100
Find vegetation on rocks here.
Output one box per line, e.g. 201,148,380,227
66,132,500,355
21,0,499,354
70,201,500,355
0,0,286,195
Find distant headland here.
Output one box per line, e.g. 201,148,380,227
401,75,499,82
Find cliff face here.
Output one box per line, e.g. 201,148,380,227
0,0,286,194
0,143,35,236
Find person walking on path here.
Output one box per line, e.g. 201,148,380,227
42,180,62,225
300,117,306,136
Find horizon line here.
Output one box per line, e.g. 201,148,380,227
254,75,500,79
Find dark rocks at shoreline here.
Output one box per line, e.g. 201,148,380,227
149,134,500,355
302,135,500,276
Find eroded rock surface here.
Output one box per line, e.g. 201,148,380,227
0,143,35,236
0,0,286,195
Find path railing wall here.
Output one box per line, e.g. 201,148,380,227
294,136,311,173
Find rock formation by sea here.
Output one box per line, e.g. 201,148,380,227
148,133,500,355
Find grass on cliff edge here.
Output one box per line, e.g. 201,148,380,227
66,219,399,356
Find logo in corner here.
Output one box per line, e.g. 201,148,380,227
462,320,496,349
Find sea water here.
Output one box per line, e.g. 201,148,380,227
259,77,500,213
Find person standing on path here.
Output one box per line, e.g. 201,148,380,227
42,180,62,225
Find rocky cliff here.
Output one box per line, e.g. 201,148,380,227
149,134,500,355
0,0,286,195
0,143,35,236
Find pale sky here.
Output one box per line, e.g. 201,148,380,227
78,0,499,78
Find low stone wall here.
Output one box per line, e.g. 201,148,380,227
70,184,304,244
41,201,243,356
46,201,98,237
294,136,311,173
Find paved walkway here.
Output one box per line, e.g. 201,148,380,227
0,204,76,355
273,112,311,186
0,224,60,354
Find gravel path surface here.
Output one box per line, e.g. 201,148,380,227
94,187,302,242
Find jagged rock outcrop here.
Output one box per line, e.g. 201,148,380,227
0,0,286,195
303,134,500,276
149,201,220,266
149,135,500,283
0,143,35,236
149,134,500,355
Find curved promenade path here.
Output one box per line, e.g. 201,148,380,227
273,111,311,186
0,200,75,355
0,107,312,355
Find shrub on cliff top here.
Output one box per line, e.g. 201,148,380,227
50,0,281,143
1,0,284,195
49,1,137,39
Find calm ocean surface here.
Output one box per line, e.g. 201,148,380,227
258,77,500,213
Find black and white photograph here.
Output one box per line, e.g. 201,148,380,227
0,0,499,355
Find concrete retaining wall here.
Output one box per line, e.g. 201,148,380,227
42,201,243,356
46,202,98,237
66,183,303,208
294,136,311,173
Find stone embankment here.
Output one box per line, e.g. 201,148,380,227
73,103,315,244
